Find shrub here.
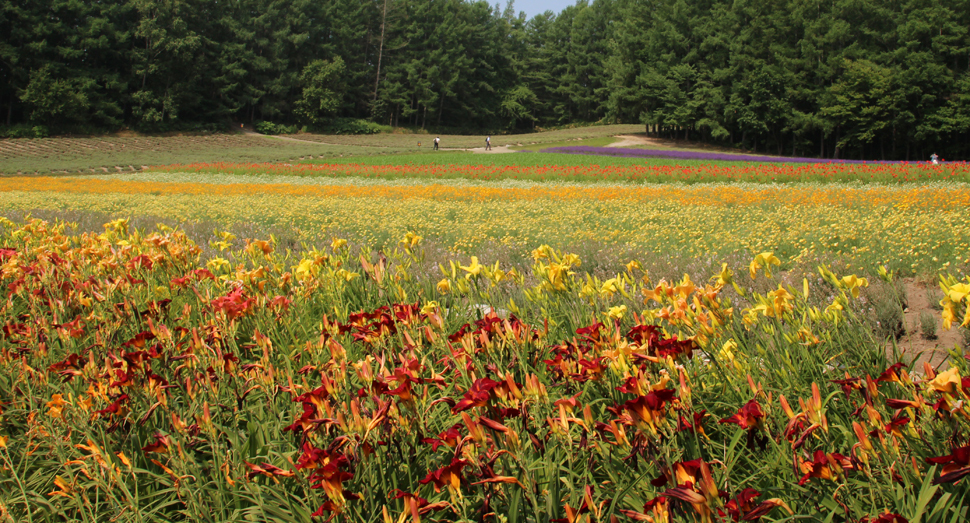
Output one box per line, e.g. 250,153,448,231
0,124,50,138
254,120,299,135
868,278,906,340
314,118,391,135
919,311,939,339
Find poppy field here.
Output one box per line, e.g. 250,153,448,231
1,155,969,522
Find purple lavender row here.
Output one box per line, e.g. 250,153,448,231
538,146,899,164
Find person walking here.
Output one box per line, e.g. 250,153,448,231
485,136,491,151
433,136,439,150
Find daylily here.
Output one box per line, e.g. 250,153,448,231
797,450,853,485
419,458,468,493
719,399,766,431
925,444,970,484
459,256,484,278
749,252,780,279
245,462,295,480
928,367,961,394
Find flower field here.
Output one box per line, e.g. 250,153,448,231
0,215,968,523
1,155,970,522
0,170,968,274
173,159,970,184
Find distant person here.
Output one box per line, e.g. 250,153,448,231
433,136,440,150
930,152,939,164
485,136,491,151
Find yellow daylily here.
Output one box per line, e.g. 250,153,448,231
330,237,348,250
459,256,484,278
608,305,627,320
839,275,868,298
437,278,452,293
929,367,961,394
749,252,781,279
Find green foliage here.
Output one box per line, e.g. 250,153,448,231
312,118,391,135
1,0,969,158
0,124,49,139
294,57,346,126
254,121,299,135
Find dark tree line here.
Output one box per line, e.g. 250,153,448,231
2,0,969,159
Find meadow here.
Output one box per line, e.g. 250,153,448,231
0,130,969,523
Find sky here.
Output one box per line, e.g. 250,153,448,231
504,0,576,18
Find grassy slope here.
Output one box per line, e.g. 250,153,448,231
301,150,756,169
285,123,645,148
0,124,642,174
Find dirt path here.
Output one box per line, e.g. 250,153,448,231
241,129,394,148
605,134,664,148
891,279,962,369
470,145,516,154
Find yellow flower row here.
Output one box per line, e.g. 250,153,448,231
0,176,967,274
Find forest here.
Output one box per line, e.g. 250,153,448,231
2,0,969,160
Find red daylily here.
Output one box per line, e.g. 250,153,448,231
719,399,766,430
860,513,909,523
419,458,468,493
387,489,450,517
211,287,255,320
141,431,171,455
245,462,295,479
925,444,970,484
452,378,500,413
798,450,853,485
421,424,463,451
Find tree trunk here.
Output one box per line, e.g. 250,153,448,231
833,125,840,159
373,0,388,100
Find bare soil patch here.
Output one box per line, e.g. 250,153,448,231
892,278,962,369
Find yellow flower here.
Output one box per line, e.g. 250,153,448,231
715,263,733,286
0,435,6,448
460,256,484,278
608,305,627,320
749,252,780,279
840,275,868,298
421,301,440,315
335,269,358,282
437,278,452,293
295,258,320,281
400,232,423,249
330,237,348,250
47,394,68,418
929,367,961,394
207,257,230,272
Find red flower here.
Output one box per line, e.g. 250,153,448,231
419,458,468,493
719,399,766,430
452,378,500,413
798,450,853,485
421,424,463,451
925,444,970,484
860,513,909,523
141,431,171,455
245,462,295,479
